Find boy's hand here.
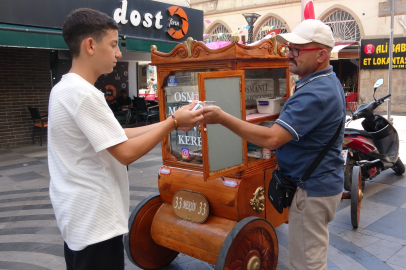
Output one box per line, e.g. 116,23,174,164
173,102,204,131
201,106,224,124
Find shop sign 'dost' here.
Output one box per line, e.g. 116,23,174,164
361,37,406,69
114,0,188,39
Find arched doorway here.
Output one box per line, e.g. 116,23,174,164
208,24,231,42
255,17,287,41
323,9,361,98
323,10,360,43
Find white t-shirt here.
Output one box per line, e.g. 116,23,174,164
48,73,129,251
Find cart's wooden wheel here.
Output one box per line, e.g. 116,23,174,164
351,166,363,228
216,217,278,270
124,193,178,269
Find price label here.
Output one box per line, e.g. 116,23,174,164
172,189,209,223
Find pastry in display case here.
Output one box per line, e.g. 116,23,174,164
125,37,296,270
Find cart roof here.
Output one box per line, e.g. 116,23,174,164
150,37,288,65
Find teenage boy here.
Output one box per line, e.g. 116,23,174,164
47,8,203,270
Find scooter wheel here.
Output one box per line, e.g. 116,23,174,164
392,158,405,175
351,166,363,228
344,164,353,191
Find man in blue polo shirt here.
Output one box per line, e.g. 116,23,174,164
202,19,345,270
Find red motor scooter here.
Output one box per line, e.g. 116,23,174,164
342,78,405,228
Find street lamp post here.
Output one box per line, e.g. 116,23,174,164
242,13,261,44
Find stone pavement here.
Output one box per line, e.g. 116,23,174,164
0,113,405,270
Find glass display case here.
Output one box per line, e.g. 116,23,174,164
163,68,287,174
163,69,211,165
150,36,296,224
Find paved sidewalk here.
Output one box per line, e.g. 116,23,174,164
0,114,405,269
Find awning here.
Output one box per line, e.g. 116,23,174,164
125,37,178,53
0,23,68,50
331,42,359,59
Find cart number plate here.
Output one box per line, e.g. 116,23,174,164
172,189,209,224
341,150,348,165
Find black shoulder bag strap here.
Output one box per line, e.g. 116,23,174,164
299,119,343,184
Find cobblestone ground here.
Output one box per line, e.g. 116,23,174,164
0,113,405,269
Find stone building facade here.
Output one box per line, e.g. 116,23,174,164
191,0,406,112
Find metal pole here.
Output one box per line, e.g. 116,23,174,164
248,27,254,44
388,0,394,121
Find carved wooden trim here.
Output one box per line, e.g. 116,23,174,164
191,44,210,58
258,42,274,56
158,71,171,80
152,43,188,59
151,39,287,65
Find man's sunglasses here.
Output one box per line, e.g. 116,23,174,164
284,45,324,57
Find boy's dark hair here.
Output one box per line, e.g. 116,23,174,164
62,8,119,58
121,90,126,94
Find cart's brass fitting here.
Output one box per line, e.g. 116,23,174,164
183,37,196,58
250,187,265,213
247,256,260,270
231,36,240,44
280,46,287,56
359,190,364,202
270,35,278,55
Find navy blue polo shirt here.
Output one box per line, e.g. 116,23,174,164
275,66,346,197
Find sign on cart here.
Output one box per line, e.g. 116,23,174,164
172,189,209,223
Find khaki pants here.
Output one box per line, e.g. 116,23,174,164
288,188,341,270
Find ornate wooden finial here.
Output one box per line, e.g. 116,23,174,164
270,35,278,55
280,45,287,57
183,37,196,58
249,187,265,213
230,36,240,44
150,45,157,52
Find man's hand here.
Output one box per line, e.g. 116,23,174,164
201,106,225,125
173,102,204,131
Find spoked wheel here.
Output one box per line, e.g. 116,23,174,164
216,217,278,270
351,166,363,228
124,193,178,269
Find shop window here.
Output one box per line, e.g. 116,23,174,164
323,10,360,43
255,17,287,41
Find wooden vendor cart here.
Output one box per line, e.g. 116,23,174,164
124,36,295,270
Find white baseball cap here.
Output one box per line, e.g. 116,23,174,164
276,19,335,48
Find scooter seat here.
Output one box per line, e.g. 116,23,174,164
345,128,373,139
